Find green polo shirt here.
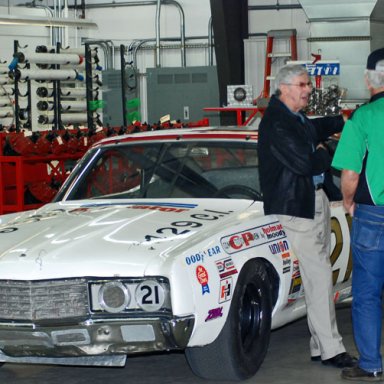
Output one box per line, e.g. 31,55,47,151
332,93,384,205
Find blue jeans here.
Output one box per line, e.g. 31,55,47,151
351,204,384,373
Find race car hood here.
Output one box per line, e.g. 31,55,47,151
0,199,262,280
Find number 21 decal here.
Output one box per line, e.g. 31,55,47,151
330,215,352,284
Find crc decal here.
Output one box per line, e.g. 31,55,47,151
221,221,286,254
144,209,233,242
205,307,223,322
215,257,238,278
219,277,233,303
196,265,210,295
185,246,222,266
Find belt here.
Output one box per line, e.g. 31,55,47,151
315,183,324,191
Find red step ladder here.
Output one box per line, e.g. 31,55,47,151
262,29,298,98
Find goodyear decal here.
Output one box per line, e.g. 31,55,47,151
220,221,286,254
185,245,222,266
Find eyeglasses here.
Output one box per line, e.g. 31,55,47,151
283,81,313,88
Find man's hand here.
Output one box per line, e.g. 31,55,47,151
341,170,360,216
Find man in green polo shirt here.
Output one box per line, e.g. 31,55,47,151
332,47,384,382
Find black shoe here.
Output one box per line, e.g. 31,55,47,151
341,366,383,382
322,352,358,368
311,355,321,362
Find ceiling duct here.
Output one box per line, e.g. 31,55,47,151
299,0,384,100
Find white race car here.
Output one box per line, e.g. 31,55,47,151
0,127,352,381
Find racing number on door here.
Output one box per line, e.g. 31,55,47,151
330,215,353,284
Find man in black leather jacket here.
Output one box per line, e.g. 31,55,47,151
258,64,356,369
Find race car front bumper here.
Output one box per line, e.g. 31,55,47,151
0,315,195,366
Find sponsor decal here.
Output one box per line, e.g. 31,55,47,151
282,252,291,274
129,205,190,213
219,277,233,303
196,265,210,295
268,240,289,255
186,252,204,265
69,207,91,214
185,245,222,266
207,245,221,257
268,240,292,274
220,221,286,254
287,260,302,303
205,307,223,322
215,257,238,278
305,62,340,76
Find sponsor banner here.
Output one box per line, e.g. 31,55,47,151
220,221,286,254
305,62,340,76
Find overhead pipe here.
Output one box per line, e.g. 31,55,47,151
155,0,161,67
77,0,186,67
248,4,303,11
208,16,213,66
82,39,114,69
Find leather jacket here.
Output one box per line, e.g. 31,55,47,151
258,95,344,219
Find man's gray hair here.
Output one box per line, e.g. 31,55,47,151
273,64,309,95
365,59,384,88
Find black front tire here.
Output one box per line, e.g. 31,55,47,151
185,260,272,381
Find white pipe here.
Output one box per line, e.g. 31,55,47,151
0,97,13,107
39,112,88,124
0,107,14,118
17,52,83,66
0,86,15,96
36,86,93,98
37,100,88,112
155,0,161,67
11,68,83,81
0,77,14,85
81,0,186,67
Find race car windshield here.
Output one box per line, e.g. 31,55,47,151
58,140,262,201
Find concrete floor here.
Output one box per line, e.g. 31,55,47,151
0,303,364,384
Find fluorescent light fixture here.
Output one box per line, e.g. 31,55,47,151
0,14,97,28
